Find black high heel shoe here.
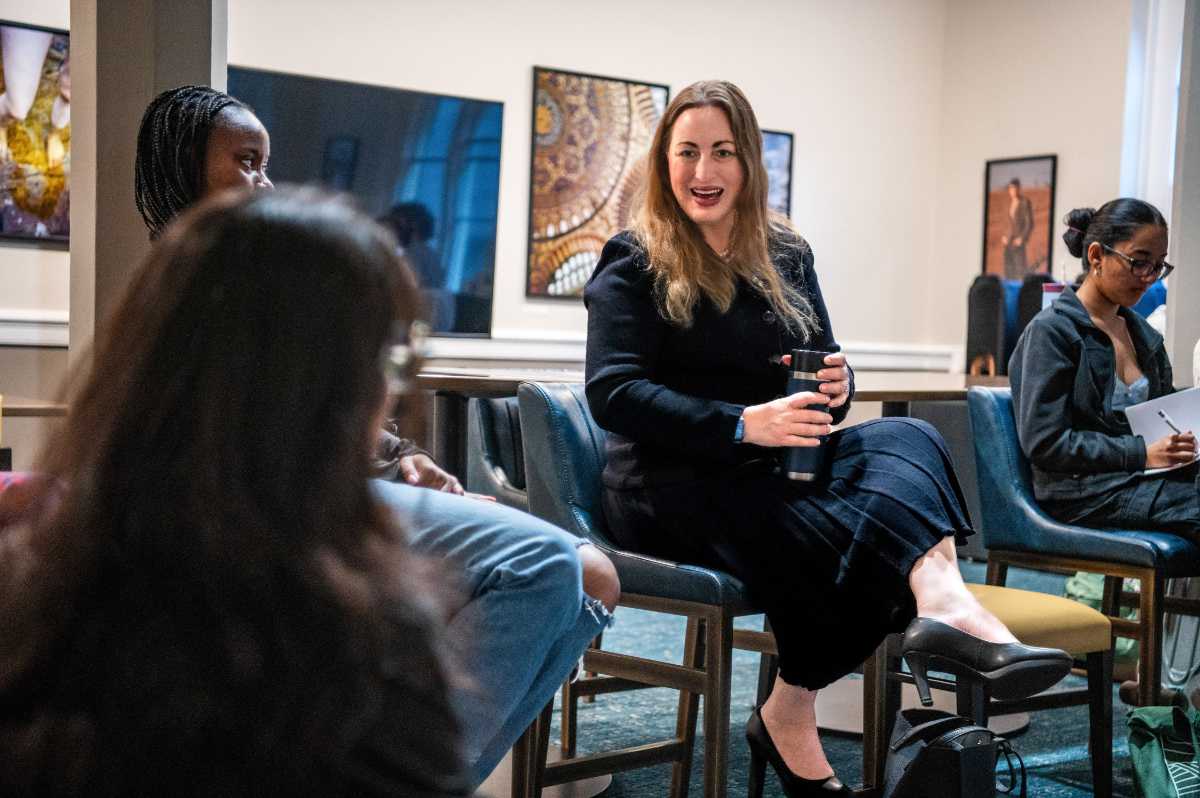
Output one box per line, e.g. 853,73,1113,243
745,706,851,796
901,617,1073,706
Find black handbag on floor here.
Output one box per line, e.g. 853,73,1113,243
882,708,1026,798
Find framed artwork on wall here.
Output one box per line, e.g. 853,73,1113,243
525,66,668,298
762,128,793,217
0,19,70,243
981,154,1057,278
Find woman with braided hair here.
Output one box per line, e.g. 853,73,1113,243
126,85,619,789
134,85,272,238
133,85,457,491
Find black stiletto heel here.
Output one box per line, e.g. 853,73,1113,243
904,651,934,707
901,618,1073,702
748,732,768,798
745,707,851,796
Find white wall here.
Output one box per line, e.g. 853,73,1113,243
0,1,1141,359
931,0,1132,346
0,0,71,333
227,0,951,355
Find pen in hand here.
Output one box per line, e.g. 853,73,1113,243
1157,409,1184,435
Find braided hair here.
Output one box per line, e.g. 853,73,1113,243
134,85,250,238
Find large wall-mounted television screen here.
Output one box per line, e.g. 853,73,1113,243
0,20,70,243
228,66,502,336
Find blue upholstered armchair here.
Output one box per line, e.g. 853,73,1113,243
967,386,1200,705
515,381,775,798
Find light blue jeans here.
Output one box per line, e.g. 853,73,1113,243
373,480,613,787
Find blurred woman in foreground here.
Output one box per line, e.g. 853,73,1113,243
0,188,468,795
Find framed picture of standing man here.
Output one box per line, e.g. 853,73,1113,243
981,154,1057,278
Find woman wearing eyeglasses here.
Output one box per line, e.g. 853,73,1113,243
1010,198,1198,538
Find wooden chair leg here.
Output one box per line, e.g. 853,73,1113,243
559,675,578,758
530,699,553,798
754,616,778,706
986,557,1009,586
955,678,989,727
755,651,778,706
511,720,535,798
1101,575,1123,617
861,640,892,790
561,634,603,756
1086,649,1114,798
583,632,602,703
881,638,902,786
670,616,704,798
1140,570,1164,706
748,649,778,798
703,611,734,798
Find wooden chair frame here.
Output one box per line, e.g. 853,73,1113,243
986,551,1200,707
511,594,775,798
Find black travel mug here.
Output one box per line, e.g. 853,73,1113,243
784,348,829,481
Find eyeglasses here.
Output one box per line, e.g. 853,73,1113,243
384,320,430,396
1100,243,1175,280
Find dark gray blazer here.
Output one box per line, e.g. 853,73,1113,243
1008,285,1175,515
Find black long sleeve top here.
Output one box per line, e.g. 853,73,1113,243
584,231,853,490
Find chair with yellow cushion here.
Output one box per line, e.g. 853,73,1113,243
862,582,1114,797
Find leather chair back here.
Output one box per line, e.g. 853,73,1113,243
516,382,615,547
1016,273,1054,342
466,397,529,510
966,275,1006,376
965,386,1190,569
965,387,1037,551
519,381,757,607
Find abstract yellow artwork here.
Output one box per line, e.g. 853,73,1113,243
0,21,70,241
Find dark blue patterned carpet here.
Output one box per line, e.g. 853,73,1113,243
545,564,1138,797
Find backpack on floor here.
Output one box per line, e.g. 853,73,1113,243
882,708,1026,798
1128,696,1200,798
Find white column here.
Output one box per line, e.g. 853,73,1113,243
1167,0,1200,386
68,0,227,365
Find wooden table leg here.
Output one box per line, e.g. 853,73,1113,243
432,392,469,477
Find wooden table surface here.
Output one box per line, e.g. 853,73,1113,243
1,395,69,418
416,367,1009,475
416,367,1009,402
0,373,1009,421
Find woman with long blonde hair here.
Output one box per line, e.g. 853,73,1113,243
584,80,1069,795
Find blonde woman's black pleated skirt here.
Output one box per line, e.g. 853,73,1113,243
601,417,974,689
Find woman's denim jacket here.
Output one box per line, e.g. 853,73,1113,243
1008,286,1175,511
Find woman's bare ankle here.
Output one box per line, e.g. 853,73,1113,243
759,692,835,780
916,597,1017,644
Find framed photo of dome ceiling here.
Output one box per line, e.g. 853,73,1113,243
526,66,669,298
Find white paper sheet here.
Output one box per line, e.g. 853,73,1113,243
1123,386,1200,475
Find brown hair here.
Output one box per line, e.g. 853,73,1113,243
633,80,816,335
0,188,463,794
